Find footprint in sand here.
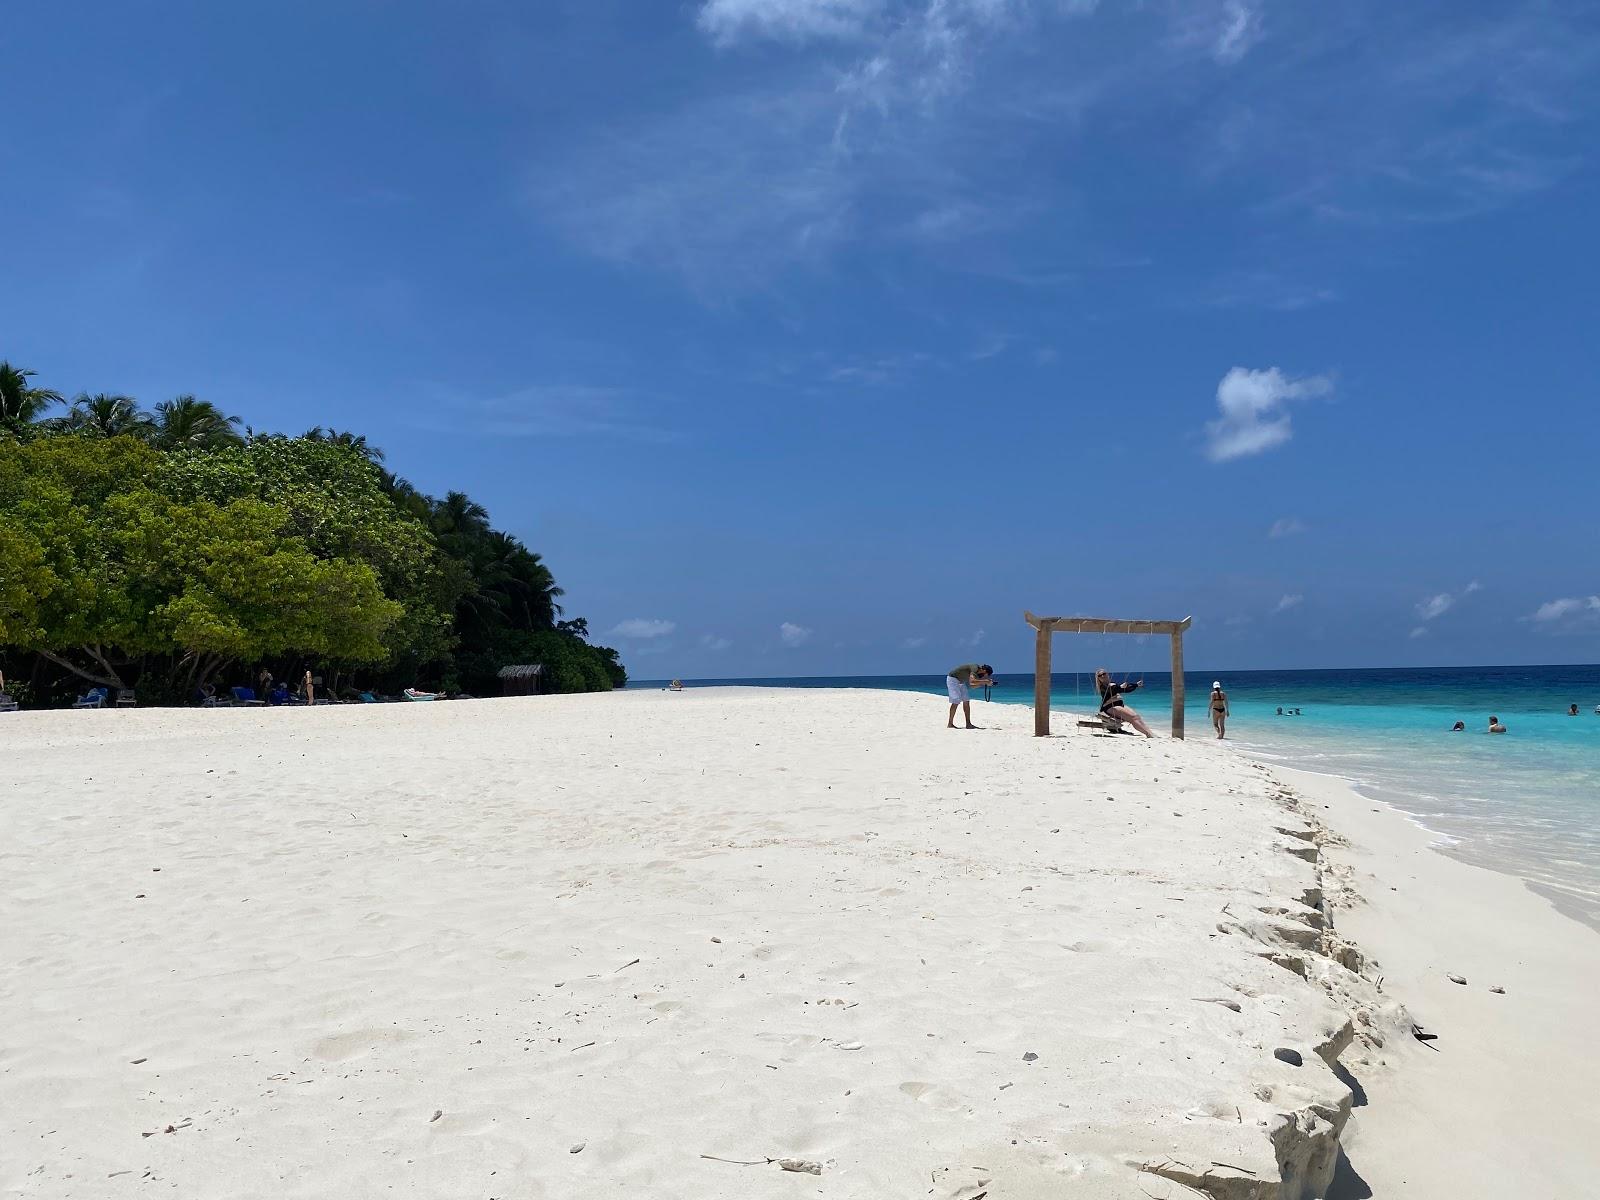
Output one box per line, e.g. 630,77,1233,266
312,1027,416,1062
899,1082,966,1112
1062,939,1112,953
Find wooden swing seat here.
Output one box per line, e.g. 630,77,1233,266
1076,713,1136,735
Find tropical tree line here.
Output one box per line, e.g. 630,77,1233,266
0,361,625,706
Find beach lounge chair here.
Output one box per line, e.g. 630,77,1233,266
115,689,137,708
358,692,379,703
403,687,441,701
72,687,109,709
0,694,18,713
230,686,267,707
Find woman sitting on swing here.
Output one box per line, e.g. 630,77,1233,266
1094,668,1155,738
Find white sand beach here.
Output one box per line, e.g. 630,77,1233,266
3,688,1596,1198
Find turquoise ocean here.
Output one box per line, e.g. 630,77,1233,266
633,666,1600,930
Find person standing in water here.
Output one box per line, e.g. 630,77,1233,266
1208,681,1230,739
1488,715,1507,734
946,663,994,729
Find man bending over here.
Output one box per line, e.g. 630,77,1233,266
947,663,995,729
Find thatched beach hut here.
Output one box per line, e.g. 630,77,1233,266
497,663,545,697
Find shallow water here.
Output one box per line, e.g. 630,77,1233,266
634,666,1600,929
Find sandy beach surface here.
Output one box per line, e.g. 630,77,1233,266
3,687,1594,1198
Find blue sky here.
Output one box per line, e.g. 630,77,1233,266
4,0,1598,677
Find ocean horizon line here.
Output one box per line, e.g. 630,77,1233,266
632,661,1600,684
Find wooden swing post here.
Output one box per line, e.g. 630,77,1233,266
1024,611,1193,739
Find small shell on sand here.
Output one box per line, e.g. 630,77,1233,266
1448,973,1467,985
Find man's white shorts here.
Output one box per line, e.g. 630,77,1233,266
946,676,969,703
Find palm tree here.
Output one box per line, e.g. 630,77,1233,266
59,393,153,439
0,361,65,431
430,491,492,538
303,426,386,463
150,395,244,450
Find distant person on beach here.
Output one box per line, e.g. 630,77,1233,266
1488,716,1507,734
302,670,315,706
946,663,994,729
1570,704,1580,716
1208,681,1230,739
1451,721,1465,731
1095,669,1154,738
258,668,272,696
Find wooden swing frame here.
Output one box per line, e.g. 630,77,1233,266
1024,611,1193,739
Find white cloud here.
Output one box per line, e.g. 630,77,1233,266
700,633,733,650
1268,517,1306,539
698,0,882,46
1203,367,1334,462
608,618,677,639
965,628,987,646
1409,626,1429,639
1273,593,1303,614
420,386,677,442
528,1,1599,298
780,621,814,646
1416,593,1454,621
1211,1,1262,65
902,635,928,649
1530,596,1600,624
1416,581,1483,622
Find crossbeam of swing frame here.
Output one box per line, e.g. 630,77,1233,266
1023,610,1193,739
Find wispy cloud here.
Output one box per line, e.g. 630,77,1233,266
1268,517,1306,539
1233,7,1600,225
531,2,1599,296
780,621,814,646
1409,626,1428,639
1416,581,1482,622
1416,593,1454,621
902,635,928,649
963,627,987,646
700,633,733,650
419,386,678,442
699,0,882,45
1210,1,1263,65
608,618,677,639
1203,367,1333,462
532,0,1100,294
825,350,936,386
1529,595,1600,625
1273,593,1303,614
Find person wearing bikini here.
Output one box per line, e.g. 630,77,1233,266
1095,669,1155,738
1208,681,1230,739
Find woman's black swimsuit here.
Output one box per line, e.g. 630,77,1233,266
1099,680,1138,714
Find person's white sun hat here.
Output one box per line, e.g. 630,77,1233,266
1212,680,1222,689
